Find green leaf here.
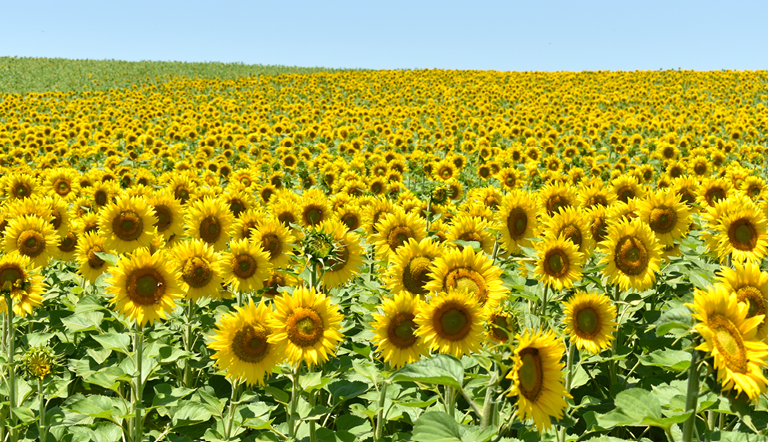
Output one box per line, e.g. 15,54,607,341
264,386,290,404
327,380,369,401
352,359,380,383
11,406,35,423
412,411,462,442
389,354,464,389
655,307,692,336
336,415,372,435
61,311,104,333
65,395,119,420
708,431,768,441
152,383,195,408
315,427,357,442
637,349,692,372
91,333,131,354
94,252,119,266
173,401,214,426
597,388,692,431
300,372,333,392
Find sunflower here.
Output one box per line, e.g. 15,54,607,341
446,215,495,254
385,237,443,297
335,203,364,232
172,239,225,301
317,219,364,289
57,231,78,261
300,188,331,227
98,195,158,254
486,307,520,344
687,284,768,403
222,239,272,293
539,182,576,216
270,199,301,229
44,168,80,200
497,191,539,255
599,218,661,292
414,289,484,358
578,184,616,210
223,188,255,218
0,253,46,317
605,198,639,223
89,181,118,208
262,268,299,299
611,175,645,203
184,197,233,252
425,246,508,310
586,206,609,244
148,190,185,242
6,173,38,200
250,218,296,269
544,206,594,255
506,328,569,435
43,196,71,237
534,235,584,291
636,189,691,247
370,291,429,368
167,173,196,204
713,200,768,264
717,255,765,317
672,176,700,207
268,286,344,367
231,209,265,241
372,210,428,262
75,232,113,284
207,300,284,386
562,291,617,354
107,248,183,327
3,215,60,269
698,177,733,208
362,197,396,235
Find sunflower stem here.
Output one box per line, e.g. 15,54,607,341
664,426,676,442
445,386,456,418
5,289,18,442
38,376,47,442
223,380,240,440
288,364,300,440
183,299,196,388
425,198,433,232
375,365,389,441
490,236,500,266
479,368,498,431
682,348,701,442
540,285,549,325
558,342,577,442
134,326,145,442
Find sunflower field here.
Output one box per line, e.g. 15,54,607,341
1,60,768,442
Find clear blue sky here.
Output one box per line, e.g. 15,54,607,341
2,0,767,71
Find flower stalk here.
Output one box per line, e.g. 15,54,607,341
682,348,701,442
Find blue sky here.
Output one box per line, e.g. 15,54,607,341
2,0,767,71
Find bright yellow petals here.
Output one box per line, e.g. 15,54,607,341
562,291,617,354
251,218,296,269
371,291,429,368
107,248,183,327
372,210,427,262
3,214,60,268
184,197,233,252
534,235,584,291
496,190,540,255
148,190,185,242
636,189,691,247
714,199,768,264
599,218,661,292
75,231,113,284
717,261,768,339
0,253,46,317
98,196,158,254
172,239,225,301
446,214,495,254
222,239,272,293
687,285,768,403
268,286,344,367
385,237,443,297
208,301,283,386
425,246,508,310
544,206,594,255
317,219,364,289
506,329,569,435
415,290,484,358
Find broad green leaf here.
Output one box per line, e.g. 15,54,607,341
637,349,692,372
352,359,380,383
597,388,692,431
264,386,290,404
389,354,464,389
327,380,369,401
62,311,104,333
655,306,693,336
94,252,119,266
65,395,119,420
412,411,462,442
315,427,357,442
152,383,195,407
300,371,333,392
173,401,214,426
336,415,372,435
12,406,35,423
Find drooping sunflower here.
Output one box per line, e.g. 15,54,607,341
544,206,594,255
148,190,185,242
713,200,768,264
506,328,569,435
172,239,225,301
184,197,233,252
97,195,158,254
496,191,539,255
222,239,272,293
3,215,60,269
75,232,112,284
107,248,183,327
425,246,508,310
372,210,428,262
486,306,520,344
636,189,691,247
586,206,609,244
414,289,484,358
599,218,661,292
262,268,299,299
446,215,495,254
370,291,429,368
0,253,46,317
207,300,284,386
534,235,584,291
562,291,617,354
250,218,296,269
687,284,768,403
268,286,345,367
385,237,443,297
717,261,768,339
317,219,365,289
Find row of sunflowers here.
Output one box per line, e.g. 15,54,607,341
1,69,768,442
